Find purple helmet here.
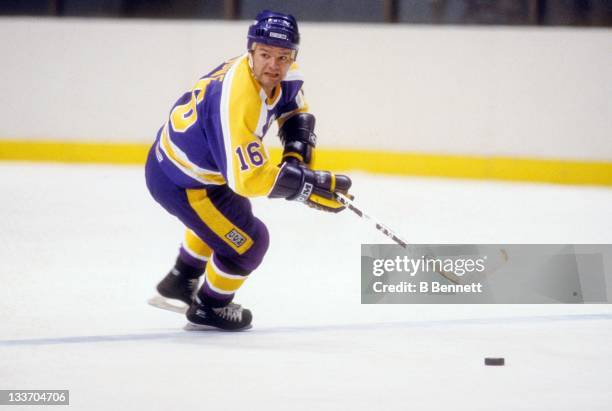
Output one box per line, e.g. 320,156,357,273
247,10,300,54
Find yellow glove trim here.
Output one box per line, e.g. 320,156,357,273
309,193,343,210
282,152,304,163
330,173,336,193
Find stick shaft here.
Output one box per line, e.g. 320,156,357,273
335,193,409,248
335,193,461,284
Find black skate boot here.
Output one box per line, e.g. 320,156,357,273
148,258,203,314
185,297,253,331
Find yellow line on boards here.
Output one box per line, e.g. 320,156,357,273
0,140,148,165
310,150,612,187
0,139,611,186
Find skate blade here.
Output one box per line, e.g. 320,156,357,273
184,323,253,332
148,295,188,314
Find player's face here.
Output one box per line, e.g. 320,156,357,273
250,43,294,94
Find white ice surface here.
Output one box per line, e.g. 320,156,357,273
1,162,612,410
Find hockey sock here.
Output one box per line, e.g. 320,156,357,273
196,254,249,307
178,229,212,271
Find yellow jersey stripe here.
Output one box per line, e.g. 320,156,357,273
219,54,243,191
219,55,282,197
160,124,226,185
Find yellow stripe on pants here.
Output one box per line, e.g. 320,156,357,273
183,229,213,260
186,188,254,255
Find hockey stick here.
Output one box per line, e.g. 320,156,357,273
335,192,462,284
335,192,409,248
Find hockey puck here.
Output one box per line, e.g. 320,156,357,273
484,357,505,366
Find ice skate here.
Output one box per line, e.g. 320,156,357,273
185,298,252,331
148,265,202,314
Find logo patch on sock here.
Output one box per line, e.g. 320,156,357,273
225,229,246,248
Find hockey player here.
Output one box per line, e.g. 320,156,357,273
145,10,352,331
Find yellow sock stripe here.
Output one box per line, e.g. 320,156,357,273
205,257,247,294
1,140,611,186
183,229,212,261
185,188,254,255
